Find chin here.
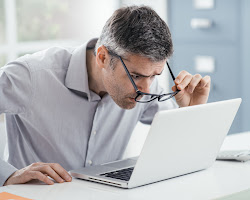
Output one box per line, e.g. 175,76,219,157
110,95,137,110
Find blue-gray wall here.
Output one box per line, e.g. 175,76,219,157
241,0,250,132
168,0,249,134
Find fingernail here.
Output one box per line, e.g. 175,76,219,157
175,79,179,84
66,175,72,181
59,178,64,183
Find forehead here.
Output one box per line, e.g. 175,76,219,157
122,54,166,75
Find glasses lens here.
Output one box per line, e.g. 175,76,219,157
159,91,179,102
135,94,158,103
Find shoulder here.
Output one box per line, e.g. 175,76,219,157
19,46,76,72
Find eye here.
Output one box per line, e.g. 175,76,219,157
131,74,141,80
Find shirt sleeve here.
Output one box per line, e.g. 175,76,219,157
139,78,178,125
0,159,17,186
0,59,33,114
0,59,33,186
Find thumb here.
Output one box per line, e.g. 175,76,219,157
172,85,177,92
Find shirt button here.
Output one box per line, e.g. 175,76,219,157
93,130,97,135
88,160,92,165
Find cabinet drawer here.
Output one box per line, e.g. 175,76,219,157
169,0,240,43
171,44,240,101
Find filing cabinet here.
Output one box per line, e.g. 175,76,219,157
168,0,242,133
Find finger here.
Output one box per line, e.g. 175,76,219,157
199,75,211,88
49,163,72,182
172,85,177,92
36,165,65,183
187,74,203,93
177,74,193,90
28,171,54,185
175,70,190,84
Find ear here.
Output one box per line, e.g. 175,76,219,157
96,45,110,69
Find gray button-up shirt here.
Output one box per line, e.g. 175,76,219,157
0,40,178,186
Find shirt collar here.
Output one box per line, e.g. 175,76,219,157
65,41,96,100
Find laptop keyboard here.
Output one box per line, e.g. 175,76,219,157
100,167,134,181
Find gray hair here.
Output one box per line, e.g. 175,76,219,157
94,5,173,62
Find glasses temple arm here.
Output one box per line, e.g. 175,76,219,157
166,61,181,92
166,61,176,81
119,57,140,92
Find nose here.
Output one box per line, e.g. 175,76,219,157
137,78,152,94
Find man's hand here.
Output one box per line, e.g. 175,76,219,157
3,162,72,186
172,70,211,107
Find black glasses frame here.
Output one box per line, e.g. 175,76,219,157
109,51,180,103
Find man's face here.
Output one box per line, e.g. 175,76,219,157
102,54,166,109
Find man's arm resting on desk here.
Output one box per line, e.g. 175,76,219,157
2,162,72,186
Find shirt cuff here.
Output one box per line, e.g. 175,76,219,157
0,159,18,186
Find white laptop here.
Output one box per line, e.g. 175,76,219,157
70,98,241,189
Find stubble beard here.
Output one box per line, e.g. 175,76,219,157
110,85,137,109
104,72,137,109
110,93,137,110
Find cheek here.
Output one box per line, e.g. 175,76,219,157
103,69,135,96
113,78,129,94
103,74,114,92
118,77,136,94
102,71,123,94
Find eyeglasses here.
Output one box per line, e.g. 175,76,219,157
109,51,180,103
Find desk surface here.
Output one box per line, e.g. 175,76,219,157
1,132,250,200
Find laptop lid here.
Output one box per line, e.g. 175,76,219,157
128,98,241,188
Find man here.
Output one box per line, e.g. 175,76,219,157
0,6,210,186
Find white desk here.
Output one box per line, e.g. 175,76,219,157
1,132,250,200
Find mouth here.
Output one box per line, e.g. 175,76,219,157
128,97,136,102
127,95,143,102
126,93,144,103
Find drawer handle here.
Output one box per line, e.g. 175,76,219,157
191,18,213,29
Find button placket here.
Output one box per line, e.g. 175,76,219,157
85,101,102,166
88,160,92,165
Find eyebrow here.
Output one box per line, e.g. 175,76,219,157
130,70,164,77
